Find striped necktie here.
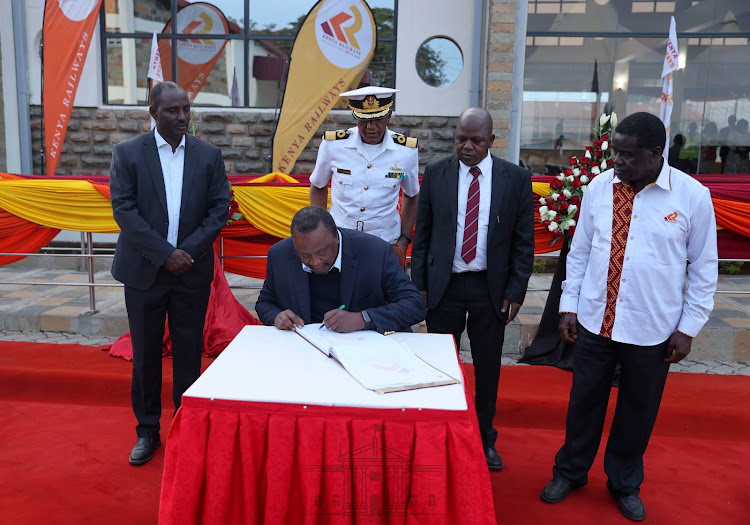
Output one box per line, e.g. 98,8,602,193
461,166,481,263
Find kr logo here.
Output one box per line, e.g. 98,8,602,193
320,4,363,49
184,12,216,45
664,212,678,223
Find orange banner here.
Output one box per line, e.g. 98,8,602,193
272,0,376,173
42,0,102,175
159,2,229,101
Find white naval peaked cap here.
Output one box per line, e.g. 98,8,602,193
338,86,400,100
339,86,399,120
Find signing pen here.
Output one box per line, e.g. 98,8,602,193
320,305,347,330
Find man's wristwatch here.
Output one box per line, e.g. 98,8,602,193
398,233,412,244
361,309,374,330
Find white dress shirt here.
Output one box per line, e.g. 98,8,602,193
452,154,493,272
309,127,420,243
559,163,718,345
154,129,186,248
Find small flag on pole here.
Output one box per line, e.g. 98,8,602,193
230,66,240,107
659,17,679,159
147,32,164,83
147,32,163,129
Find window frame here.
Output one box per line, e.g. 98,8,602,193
99,0,398,108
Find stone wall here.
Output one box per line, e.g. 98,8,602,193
486,0,517,160
29,106,458,175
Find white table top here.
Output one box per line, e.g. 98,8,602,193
184,326,468,411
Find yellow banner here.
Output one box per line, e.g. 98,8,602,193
271,0,376,174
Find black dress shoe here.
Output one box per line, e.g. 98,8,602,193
129,435,161,466
485,446,504,470
616,494,646,521
541,477,575,503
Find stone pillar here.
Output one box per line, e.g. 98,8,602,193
486,0,518,160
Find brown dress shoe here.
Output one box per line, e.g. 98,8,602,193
129,435,161,466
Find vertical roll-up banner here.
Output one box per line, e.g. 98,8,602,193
272,0,376,174
158,2,230,102
42,0,103,176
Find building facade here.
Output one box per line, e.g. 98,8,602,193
1,0,748,177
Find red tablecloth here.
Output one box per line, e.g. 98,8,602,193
159,376,496,524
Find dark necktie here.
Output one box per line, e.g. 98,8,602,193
461,166,481,263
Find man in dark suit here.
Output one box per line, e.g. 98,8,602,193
411,108,534,470
110,81,230,466
256,206,426,334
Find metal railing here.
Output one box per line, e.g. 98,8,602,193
0,233,748,313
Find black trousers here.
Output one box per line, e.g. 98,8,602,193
426,271,507,449
124,269,211,438
553,323,670,496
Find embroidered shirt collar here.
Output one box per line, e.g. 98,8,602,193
608,159,672,191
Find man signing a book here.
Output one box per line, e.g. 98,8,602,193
256,206,426,333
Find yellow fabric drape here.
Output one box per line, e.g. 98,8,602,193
0,176,331,238
248,172,301,184
0,180,119,233
233,173,329,239
532,182,552,198
233,186,322,239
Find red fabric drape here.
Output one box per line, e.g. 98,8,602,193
0,209,60,265
160,371,496,524
103,251,261,360
3,173,750,272
531,174,750,256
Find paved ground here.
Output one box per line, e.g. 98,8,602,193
1,257,749,375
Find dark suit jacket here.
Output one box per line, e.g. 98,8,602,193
110,130,230,290
411,154,535,316
256,228,427,333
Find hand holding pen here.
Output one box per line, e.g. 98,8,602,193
322,304,365,333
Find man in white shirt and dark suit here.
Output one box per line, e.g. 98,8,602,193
110,81,230,466
411,108,535,471
540,112,718,521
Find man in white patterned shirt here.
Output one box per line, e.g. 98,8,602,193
540,112,718,521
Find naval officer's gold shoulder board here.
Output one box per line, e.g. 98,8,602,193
324,129,352,140
392,133,418,148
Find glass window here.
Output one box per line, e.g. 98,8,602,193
416,37,463,88
189,42,245,107
528,0,750,34
522,1,750,175
105,37,152,104
185,0,245,31
102,0,397,107
105,0,173,33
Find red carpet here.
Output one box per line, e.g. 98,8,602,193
1,341,748,524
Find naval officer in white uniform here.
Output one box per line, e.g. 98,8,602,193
309,86,420,256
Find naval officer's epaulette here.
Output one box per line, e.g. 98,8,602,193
392,133,418,148
324,129,352,140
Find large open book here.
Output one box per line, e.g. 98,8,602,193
293,323,460,394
